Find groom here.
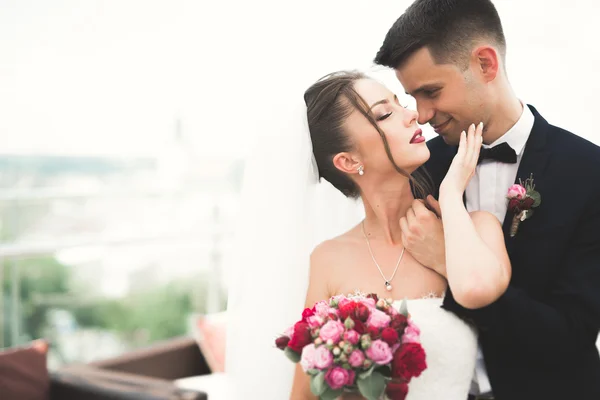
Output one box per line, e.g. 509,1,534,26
374,0,600,399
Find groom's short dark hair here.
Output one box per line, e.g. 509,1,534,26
374,0,506,70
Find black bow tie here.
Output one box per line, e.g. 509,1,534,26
477,142,517,164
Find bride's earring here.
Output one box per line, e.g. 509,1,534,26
357,165,364,176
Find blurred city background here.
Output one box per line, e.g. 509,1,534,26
2,0,600,372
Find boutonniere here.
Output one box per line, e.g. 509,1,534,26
506,174,541,237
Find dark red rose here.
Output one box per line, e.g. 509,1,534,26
302,307,315,322
390,314,408,333
381,327,399,345
508,198,521,213
353,320,366,334
385,381,409,400
338,302,358,320
367,326,381,340
328,312,339,321
356,303,370,322
287,321,312,353
522,196,535,209
392,343,427,381
366,293,379,302
275,335,290,350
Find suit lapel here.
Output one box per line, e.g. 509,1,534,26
501,105,552,247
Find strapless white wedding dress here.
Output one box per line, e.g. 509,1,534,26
394,297,478,400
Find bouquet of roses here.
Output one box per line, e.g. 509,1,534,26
275,293,427,400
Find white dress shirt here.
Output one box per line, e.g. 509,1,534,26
465,102,535,394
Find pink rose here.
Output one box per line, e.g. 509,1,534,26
367,308,391,329
347,370,356,386
324,367,351,390
344,330,360,345
348,349,366,367
300,344,317,371
314,301,328,317
360,297,377,309
319,320,345,343
402,319,421,344
315,301,336,318
307,315,324,328
507,184,526,199
366,339,393,365
314,345,334,369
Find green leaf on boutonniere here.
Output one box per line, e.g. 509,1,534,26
320,388,343,400
284,347,301,363
357,370,387,400
310,371,326,396
528,190,541,207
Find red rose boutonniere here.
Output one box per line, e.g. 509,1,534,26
506,174,541,237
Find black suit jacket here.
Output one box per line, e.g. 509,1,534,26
424,105,600,400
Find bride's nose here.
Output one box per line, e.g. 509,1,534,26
405,108,419,126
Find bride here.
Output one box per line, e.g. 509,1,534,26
294,70,510,399
225,71,511,400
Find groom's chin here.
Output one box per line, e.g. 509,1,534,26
439,134,459,146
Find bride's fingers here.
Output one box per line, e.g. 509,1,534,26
472,122,483,166
456,130,467,160
465,123,475,165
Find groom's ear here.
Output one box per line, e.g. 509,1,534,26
472,45,499,82
332,153,362,175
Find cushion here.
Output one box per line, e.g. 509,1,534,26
193,312,227,373
0,340,50,400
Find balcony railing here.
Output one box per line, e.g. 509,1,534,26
0,187,233,366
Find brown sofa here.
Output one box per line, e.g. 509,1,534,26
50,337,210,400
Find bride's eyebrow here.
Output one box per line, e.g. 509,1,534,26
369,95,398,110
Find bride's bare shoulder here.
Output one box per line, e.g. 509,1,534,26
310,225,362,266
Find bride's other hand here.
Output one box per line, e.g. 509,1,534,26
440,122,483,197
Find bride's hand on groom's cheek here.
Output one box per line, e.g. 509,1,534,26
399,199,447,277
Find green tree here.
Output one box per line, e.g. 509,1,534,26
2,256,71,346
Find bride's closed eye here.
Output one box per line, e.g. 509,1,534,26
377,112,392,121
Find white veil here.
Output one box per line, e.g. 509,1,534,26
221,3,412,397
224,91,365,398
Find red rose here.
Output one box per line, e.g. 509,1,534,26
390,314,408,333
287,321,312,353
367,326,381,340
392,343,427,381
353,320,366,334
385,381,409,400
381,327,399,345
339,302,358,320
356,303,370,322
522,196,535,209
275,335,290,350
508,198,521,213
366,293,379,302
302,307,315,322
328,312,339,321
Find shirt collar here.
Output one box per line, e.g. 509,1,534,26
486,101,534,156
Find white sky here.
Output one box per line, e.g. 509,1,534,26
1,0,599,158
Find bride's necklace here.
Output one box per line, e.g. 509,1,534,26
361,220,405,292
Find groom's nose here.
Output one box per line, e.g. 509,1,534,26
416,102,435,125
